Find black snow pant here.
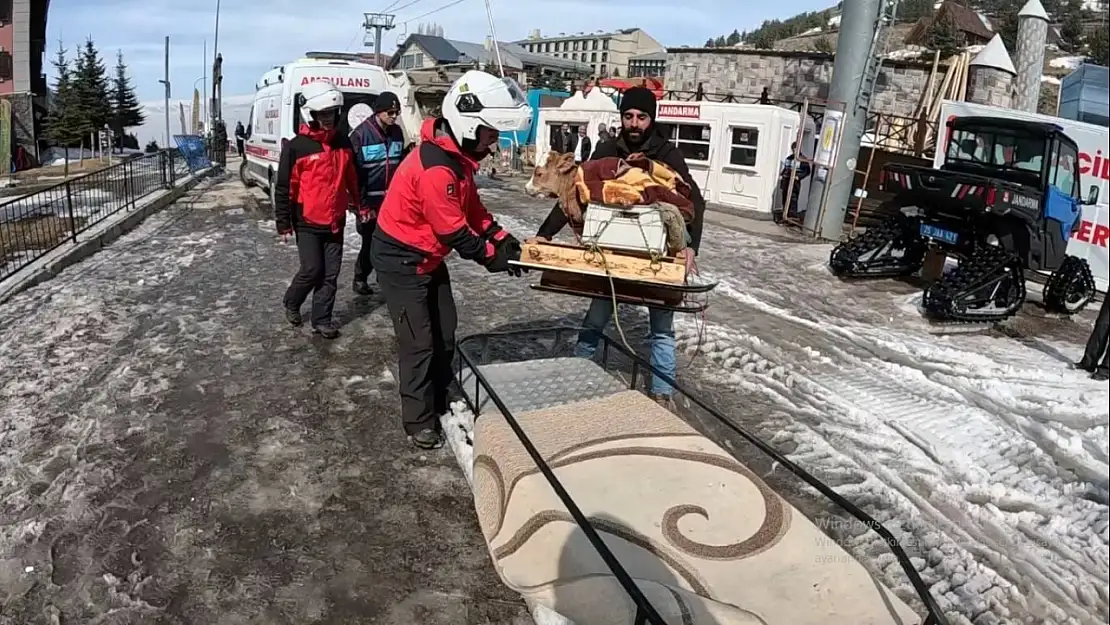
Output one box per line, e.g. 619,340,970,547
236,139,244,157
1079,295,1110,373
283,229,343,327
377,264,457,435
354,219,376,283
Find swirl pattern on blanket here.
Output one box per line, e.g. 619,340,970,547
471,389,922,625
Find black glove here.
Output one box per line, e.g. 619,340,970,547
486,235,524,275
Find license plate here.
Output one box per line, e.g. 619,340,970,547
920,223,958,245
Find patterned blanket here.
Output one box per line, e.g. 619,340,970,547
471,387,922,625
574,156,695,223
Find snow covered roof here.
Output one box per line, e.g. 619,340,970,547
1018,0,1049,21
970,34,1016,74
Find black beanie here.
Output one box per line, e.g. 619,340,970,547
373,91,401,113
619,87,657,118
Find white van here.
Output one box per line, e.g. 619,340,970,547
240,55,405,199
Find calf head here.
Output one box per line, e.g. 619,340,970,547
524,151,585,224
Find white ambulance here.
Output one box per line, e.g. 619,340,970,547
936,100,1109,292
240,55,415,200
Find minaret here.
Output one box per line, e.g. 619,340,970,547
967,34,1016,108
1011,0,1049,113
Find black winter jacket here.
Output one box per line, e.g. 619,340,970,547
535,128,706,252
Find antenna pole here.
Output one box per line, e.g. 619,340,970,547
363,13,396,66
482,0,505,77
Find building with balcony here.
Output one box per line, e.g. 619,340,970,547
388,33,591,87
1,0,49,164
628,51,666,78
513,28,664,79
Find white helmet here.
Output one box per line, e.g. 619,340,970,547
299,79,344,126
442,70,531,143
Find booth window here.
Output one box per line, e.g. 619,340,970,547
729,126,759,167
658,122,710,162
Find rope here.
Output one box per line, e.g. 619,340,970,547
568,200,709,376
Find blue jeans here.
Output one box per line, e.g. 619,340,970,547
573,298,677,396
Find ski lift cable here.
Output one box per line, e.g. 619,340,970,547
398,0,465,26
388,0,431,17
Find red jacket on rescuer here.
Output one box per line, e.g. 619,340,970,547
273,123,360,234
371,117,506,274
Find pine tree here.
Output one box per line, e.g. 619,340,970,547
72,37,113,138
926,11,967,57
713,35,727,47
45,42,86,174
110,50,144,148
704,38,715,47
1059,0,1085,52
1088,27,1110,65
726,29,741,46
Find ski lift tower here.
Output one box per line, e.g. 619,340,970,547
363,13,396,66
804,0,900,241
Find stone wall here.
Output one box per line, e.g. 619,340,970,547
966,66,1013,108
665,48,944,118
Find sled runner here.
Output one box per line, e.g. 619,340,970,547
452,327,949,625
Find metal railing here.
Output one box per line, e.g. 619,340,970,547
456,326,950,625
0,149,196,284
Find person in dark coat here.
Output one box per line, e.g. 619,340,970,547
234,121,246,157
773,141,811,224
530,86,706,408
553,123,576,154
1076,295,1110,381
597,123,612,145
572,126,592,163
348,91,409,295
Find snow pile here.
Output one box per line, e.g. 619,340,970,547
1049,56,1086,71
1043,75,1062,85
39,146,144,167
441,401,476,486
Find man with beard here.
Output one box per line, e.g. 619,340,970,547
529,86,706,408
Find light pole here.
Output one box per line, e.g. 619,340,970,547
212,0,222,129
158,36,170,148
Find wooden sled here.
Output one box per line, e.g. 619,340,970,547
512,240,717,313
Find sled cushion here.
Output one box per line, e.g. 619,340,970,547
471,388,921,625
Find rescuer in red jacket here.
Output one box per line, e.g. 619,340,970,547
274,79,360,339
370,70,532,449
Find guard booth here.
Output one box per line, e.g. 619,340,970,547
653,101,816,219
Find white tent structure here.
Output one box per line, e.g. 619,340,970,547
534,89,620,166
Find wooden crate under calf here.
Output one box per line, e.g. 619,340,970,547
519,241,687,307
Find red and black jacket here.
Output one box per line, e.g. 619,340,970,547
274,123,360,234
370,117,508,274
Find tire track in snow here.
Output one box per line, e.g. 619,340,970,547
686,274,1108,625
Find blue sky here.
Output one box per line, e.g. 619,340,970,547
46,0,835,104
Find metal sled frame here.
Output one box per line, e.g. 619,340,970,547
455,326,950,625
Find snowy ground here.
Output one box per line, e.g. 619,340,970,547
0,172,1106,625
1,155,193,279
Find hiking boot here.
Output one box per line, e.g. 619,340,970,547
312,323,340,339
1092,368,1109,382
410,428,444,450
352,279,372,295
1075,358,1098,372
649,393,677,412
284,307,303,327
